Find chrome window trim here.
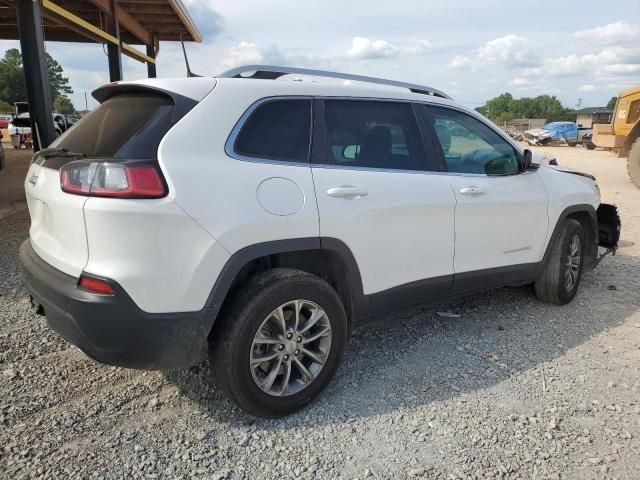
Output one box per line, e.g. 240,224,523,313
225,96,314,167
225,95,527,178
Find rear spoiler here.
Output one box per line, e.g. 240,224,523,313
92,84,198,122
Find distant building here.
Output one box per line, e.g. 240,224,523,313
510,118,547,130
570,107,613,128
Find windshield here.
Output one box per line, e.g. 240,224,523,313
52,93,175,159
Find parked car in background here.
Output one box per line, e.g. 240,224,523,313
577,126,593,145
0,130,5,171
583,132,596,150
525,121,580,146
7,102,77,149
20,66,621,417
0,114,12,129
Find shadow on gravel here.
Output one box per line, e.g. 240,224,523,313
166,254,640,429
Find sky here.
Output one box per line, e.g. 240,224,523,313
1,0,639,111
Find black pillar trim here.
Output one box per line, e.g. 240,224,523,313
16,0,55,151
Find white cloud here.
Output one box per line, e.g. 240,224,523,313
578,84,595,92
347,37,400,59
448,35,537,71
477,35,538,68
601,63,640,74
523,45,640,78
574,21,639,45
221,41,321,69
509,77,530,87
448,54,472,70
345,37,432,60
222,41,279,67
403,40,431,56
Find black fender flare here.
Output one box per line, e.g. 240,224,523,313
538,204,598,275
203,237,369,328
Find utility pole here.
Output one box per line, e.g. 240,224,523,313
84,92,88,112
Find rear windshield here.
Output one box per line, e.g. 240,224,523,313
54,93,175,159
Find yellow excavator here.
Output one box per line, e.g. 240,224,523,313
592,85,640,187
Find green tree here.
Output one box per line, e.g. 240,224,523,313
53,96,75,114
478,92,570,123
47,54,73,99
606,96,618,110
0,49,27,106
0,48,73,107
0,99,12,113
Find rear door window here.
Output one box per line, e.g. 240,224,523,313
54,93,176,159
233,99,312,162
318,100,428,171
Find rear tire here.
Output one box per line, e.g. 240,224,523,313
627,137,640,188
534,219,585,305
209,268,347,417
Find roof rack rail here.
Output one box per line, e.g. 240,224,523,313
217,65,452,100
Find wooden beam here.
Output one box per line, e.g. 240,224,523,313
85,0,151,44
42,0,118,43
41,0,154,64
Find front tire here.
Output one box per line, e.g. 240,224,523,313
534,219,585,305
209,269,347,417
627,137,640,188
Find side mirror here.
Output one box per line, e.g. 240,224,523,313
521,149,533,171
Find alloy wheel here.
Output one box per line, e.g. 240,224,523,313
565,234,582,291
250,299,332,397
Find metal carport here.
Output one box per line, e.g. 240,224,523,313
0,0,201,150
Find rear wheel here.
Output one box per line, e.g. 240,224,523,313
586,143,596,150
534,219,585,305
209,269,347,417
627,137,640,188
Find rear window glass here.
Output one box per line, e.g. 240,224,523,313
233,99,311,162
54,93,175,159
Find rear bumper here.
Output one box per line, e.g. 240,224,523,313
19,240,210,370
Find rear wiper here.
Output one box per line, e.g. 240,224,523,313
37,148,86,159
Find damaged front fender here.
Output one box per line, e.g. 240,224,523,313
597,203,621,251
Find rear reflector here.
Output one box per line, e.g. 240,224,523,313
61,160,166,198
79,275,115,295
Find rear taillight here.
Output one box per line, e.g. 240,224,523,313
79,275,115,295
60,160,166,198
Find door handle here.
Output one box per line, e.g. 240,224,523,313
326,186,368,198
459,186,486,196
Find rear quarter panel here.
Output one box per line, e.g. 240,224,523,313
156,80,321,255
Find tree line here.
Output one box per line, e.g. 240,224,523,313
476,92,619,124
0,48,75,114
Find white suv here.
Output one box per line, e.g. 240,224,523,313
20,66,620,417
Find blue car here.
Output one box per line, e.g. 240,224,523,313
543,122,579,146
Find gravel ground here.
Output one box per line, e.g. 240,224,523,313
1,146,639,480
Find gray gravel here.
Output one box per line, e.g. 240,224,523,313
2,149,640,479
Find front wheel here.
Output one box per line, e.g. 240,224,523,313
628,137,640,188
209,269,347,417
534,219,585,305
